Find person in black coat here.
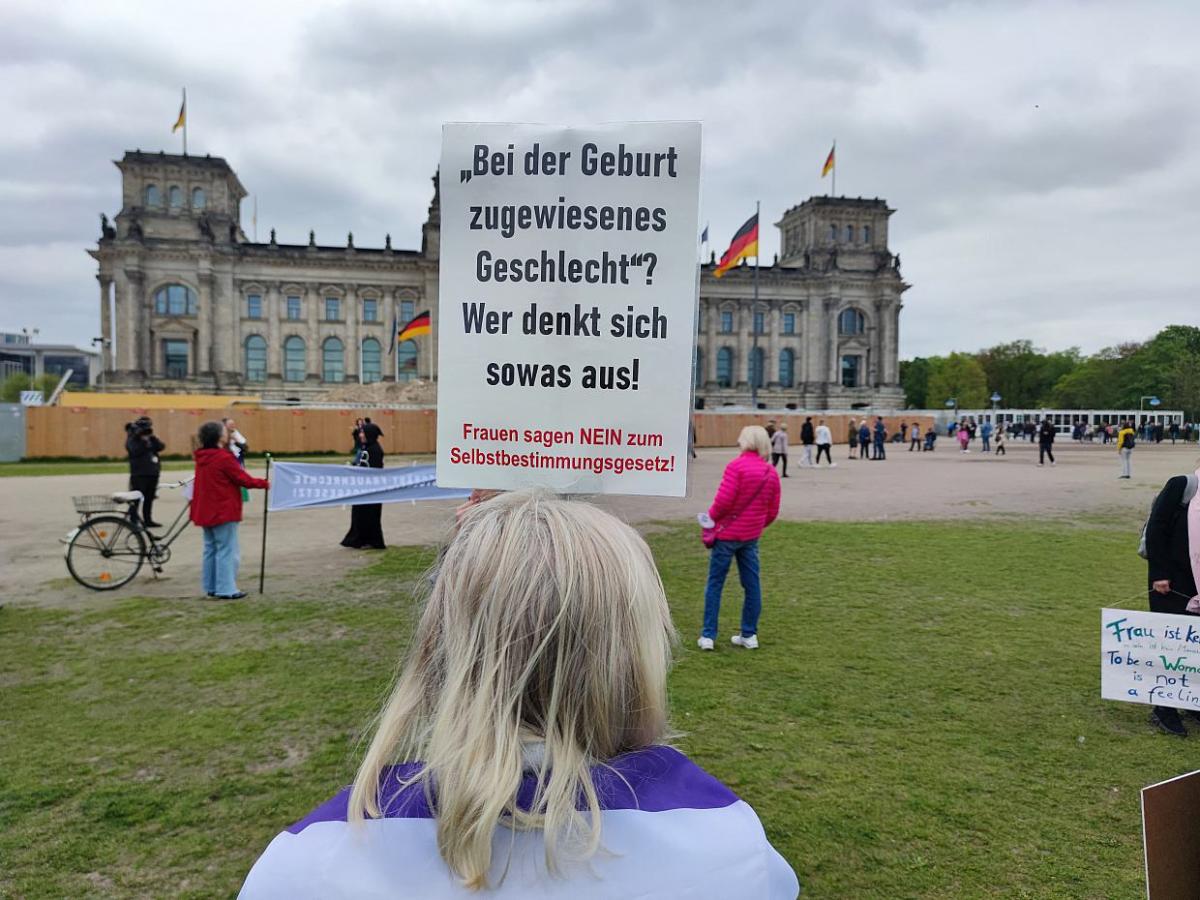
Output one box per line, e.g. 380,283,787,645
341,422,386,550
1145,474,1200,735
125,416,164,527
1037,420,1056,466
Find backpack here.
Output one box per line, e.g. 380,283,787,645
1138,473,1199,559
1122,431,1136,450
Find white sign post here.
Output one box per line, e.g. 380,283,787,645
1100,608,1200,710
436,122,702,497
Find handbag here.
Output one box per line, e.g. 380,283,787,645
701,469,772,549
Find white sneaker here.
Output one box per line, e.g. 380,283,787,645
731,634,759,649
697,637,714,651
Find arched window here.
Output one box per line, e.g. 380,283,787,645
361,338,382,384
168,185,183,208
749,346,764,389
694,347,703,388
779,348,795,388
846,225,854,242
829,223,837,241
192,187,206,209
144,184,161,207
244,335,267,382
396,340,418,382
322,337,344,383
716,347,733,388
153,284,198,316
838,308,865,335
284,336,306,382
863,224,871,244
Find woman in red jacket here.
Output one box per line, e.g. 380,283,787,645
697,426,781,651
191,421,270,600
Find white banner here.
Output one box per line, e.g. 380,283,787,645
436,121,702,497
268,462,469,511
1101,608,1200,710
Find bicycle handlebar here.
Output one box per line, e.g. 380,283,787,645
161,477,195,490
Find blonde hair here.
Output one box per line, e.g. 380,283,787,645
737,425,771,459
348,489,674,889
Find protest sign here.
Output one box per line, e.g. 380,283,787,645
1142,769,1200,900
268,462,469,512
436,122,702,497
1100,608,1200,710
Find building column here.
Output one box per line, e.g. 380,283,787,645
705,298,718,384
197,272,213,376
766,305,780,388
128,269,148,377
97,275,113,372
344,283,360,383
113,269,130,372
213,270,237,378
736,300,750,388
382,288,397,381
306,284,320,381
825,298,839,385
266,282,282,378
888,302,902,384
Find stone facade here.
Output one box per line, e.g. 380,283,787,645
695,196,907,409
92,152,906,407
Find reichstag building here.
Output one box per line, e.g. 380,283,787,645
92,151,906,407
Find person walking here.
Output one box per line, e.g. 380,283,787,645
815,419,834,467
859,420,872,461
957,424,970,454
1144,467,1200,736
241,490,799,897
993,429,1006,456
1117,420,1136,479
697,427,781,651
848,418,859,459
771,424,789,478
125,415,164,528
799,417,815,467
981,419,993,453
191,421,270,600
1038,419,1056,466
765,419,777,439
341,421,387,549
909,422,920,451
873,417,887,460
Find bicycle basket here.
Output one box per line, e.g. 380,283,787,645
72,495,123,514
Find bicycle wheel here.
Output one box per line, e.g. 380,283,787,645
66,515,146,590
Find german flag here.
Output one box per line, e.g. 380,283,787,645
397,310,431,343
712,214,758,278
821,144,835,178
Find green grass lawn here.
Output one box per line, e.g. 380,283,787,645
0,519,1176,898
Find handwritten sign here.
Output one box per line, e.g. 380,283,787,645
436,122,702,497
1101,608,1200,710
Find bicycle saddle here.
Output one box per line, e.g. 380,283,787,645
111,490,144,502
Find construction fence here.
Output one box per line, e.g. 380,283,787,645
23,406,934,460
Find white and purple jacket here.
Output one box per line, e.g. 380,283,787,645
240,746,799,898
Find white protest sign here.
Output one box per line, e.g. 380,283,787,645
19,390,43,406
436,122,702,497
1100,608,1200,710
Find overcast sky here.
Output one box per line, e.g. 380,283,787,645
2,0,1196,358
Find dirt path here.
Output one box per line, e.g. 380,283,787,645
3,440,1195,608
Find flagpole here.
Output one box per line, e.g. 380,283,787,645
182,87,188,156
751,200,760,410
831,138,836,198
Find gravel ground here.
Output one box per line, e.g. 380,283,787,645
3,439,1196,608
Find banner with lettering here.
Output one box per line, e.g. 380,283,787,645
268,462,470,512
1101,608,1200,710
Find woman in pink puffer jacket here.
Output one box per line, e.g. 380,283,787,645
698,426,781,651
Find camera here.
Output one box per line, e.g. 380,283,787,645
126,416,154,437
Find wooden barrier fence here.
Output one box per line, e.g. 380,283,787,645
24,406,935,459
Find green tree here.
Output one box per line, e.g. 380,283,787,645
927,353,988,409
0,372,60,403
899,356,934,408
975,340,1082,408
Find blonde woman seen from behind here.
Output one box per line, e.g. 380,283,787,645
240,490,799,899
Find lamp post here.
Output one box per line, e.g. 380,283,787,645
945,397,958,424
1140,395,1160,426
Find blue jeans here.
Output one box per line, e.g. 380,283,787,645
201,522,241,596
702,539,762,639
982,435,990,451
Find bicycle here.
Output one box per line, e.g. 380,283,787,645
65,479,194,590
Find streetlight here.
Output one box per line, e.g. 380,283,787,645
990,392,1002,410
945,397,958,423
1140,395,1161,411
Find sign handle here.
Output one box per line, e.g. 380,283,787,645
259,453,272,595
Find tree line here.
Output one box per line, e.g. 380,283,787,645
900,325,1200,419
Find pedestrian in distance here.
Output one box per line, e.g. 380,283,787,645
923,425,937,451
241,489,800,897
1143,465,1200,737
873,417,887,460
125,415,165,528
771,424,789,478
1038,419,1056,466
223,417,249,466
848,419,859,459
957,424,970,454
696,426,781,652
859,420,872,461
981,419,993,453
1117,420,1136,479
765,419,777,439
899,422,908,448
341,421,387,549
190,421,270,600
909,422,920,452
799,417,816,467
993,429,1006,456
815,419,835,467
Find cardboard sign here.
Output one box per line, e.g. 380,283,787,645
1100,608,1200,710
436,122,702,497
1142,769,1200,899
